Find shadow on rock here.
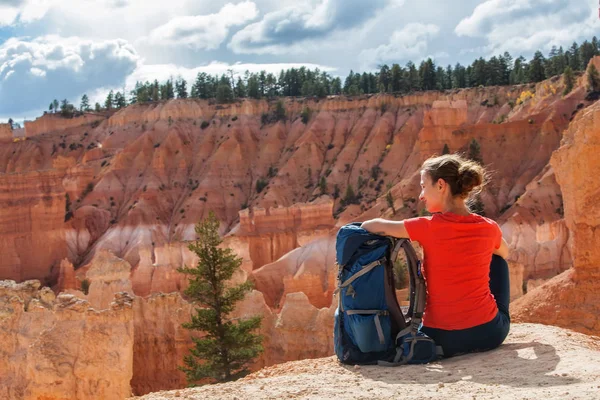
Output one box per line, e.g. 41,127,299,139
347,341,580,388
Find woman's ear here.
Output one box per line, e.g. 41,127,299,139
436,178,445,191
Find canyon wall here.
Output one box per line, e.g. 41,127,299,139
512,98,600,335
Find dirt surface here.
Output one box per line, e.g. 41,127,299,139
131,323,600,400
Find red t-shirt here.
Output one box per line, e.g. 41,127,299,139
404,212,502,330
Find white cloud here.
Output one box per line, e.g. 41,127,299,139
229,0,391,54
125,60,336,88
455,0,597,55
0,0,52,26
0,35,139,115
359,23,440,69
145,1,258,50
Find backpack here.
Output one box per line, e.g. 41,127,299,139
333,222,442,366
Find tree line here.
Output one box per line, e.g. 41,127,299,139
42,36,600,115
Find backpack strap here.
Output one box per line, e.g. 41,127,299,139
378,239,444,366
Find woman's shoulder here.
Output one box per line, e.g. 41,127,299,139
433,212,500,230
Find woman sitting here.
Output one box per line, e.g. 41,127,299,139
361,153,510,357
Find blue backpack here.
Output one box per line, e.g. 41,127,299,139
333,223,442,366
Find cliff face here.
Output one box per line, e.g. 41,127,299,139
0,280,134,400
0,123,12,140
24,113,104,137
512,97,600,335
0,170,69,281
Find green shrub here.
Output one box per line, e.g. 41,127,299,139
300,106,311,124
256,178,268,193
386,191,395,214
80,278,90,295
393,259,408,289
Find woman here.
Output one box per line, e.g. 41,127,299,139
361,154,510,357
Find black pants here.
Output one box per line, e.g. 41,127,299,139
420,255,511,357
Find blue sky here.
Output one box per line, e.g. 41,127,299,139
0,0,598,123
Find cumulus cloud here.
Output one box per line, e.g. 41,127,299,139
228,0,392,54
146,1,258,50
359,23,440,69
0,35,139,116
455,0,597,54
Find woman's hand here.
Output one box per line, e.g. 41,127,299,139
361,218,409,239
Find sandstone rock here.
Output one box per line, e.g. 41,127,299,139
0,123,12,140
513,89,600,335
0,280,133,400
251,235,336,309
84,249,134,310
0,79,588,288
24,113,104,137
56,258,77,292
0,170,68,281
498,165,572,300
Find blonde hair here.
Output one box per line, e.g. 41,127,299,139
421,154,486,199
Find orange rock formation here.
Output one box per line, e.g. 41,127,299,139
0,280,134,400
0,123,12,140
512,98,600,335
24,113,104,137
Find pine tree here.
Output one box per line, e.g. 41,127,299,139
342,184,358,206
175,79,188,99
274,100,286,121
49,102,54,113
319,176,328,195
7,118,13,129
235,77,247,98
95,102,101,112
247,75,260,99
442,143,450,155
588,63,600,92
178,212,263,385
216,79,233,104
53,99,59,113
468,138,482,164
105,90,114,110
390,63,402,92
529,51,546,82
563,66,574,95
80,94,90,112
568,42,580,70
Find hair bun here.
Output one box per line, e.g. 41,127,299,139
458,163,483,197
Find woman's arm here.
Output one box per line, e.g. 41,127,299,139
493,237,509,259
361,218,410,239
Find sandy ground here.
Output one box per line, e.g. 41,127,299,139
131,323,600,400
